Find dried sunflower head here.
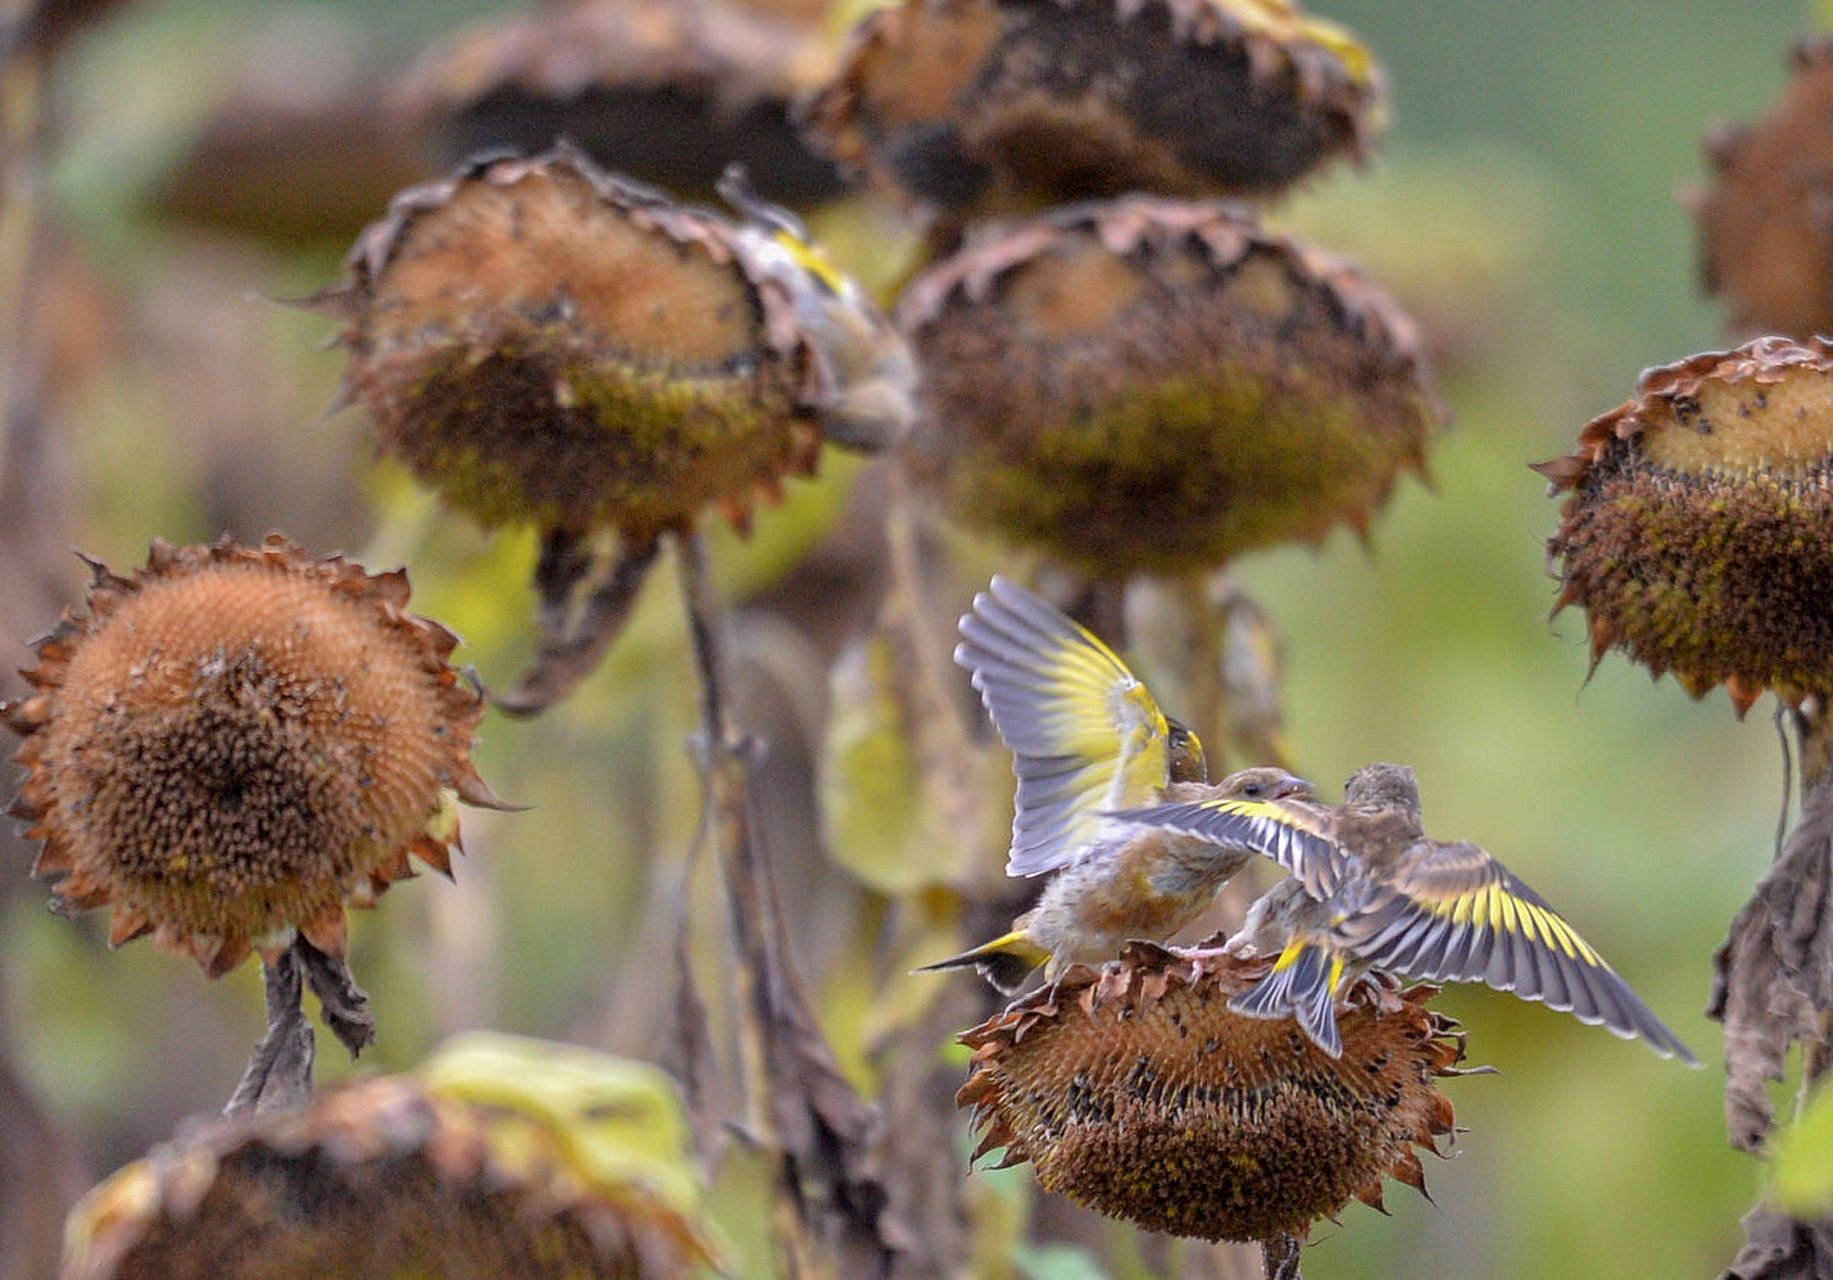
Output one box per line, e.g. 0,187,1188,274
2,535,502,977
61,1034,718,1280
957,942,1468,1243
316,144,913,545
1695,38,1833,339
898,197,1443,577
397,0,843,206
806,0,1384,219
1535,337,1833,715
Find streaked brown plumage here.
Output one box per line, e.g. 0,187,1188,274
1115,763,1698,1063
916,576,1316,992
919,768,1312,993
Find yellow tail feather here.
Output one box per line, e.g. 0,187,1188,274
915,930,1050,996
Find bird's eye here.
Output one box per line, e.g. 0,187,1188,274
1243,782,1262,798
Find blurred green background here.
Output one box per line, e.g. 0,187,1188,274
1,1,1825,1277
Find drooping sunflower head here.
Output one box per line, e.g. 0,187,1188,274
956,942,1467,1243
3,535,501,976
806,0,1384,219
397,0,844,206
61,1034,718,1280
898,197,1444,577
317,144,910,544
1535,337,1833,715
1695,38,1833,340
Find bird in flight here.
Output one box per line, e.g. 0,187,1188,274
917,576,1332,991
1112,761,1698,1064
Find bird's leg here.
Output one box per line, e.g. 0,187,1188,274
1180,928,1259,979
495,532,659,717
224,947,313,1118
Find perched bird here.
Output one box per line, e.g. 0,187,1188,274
717,165,917,454
916,576,1327,992
1113,762,1698,1064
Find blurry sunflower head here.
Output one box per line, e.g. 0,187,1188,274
396,0,844,206
957,942,1467,1242
1695,38,1833,340
898,197,1443,577
1535,337,1833,715
61,1034,718,1280
317,144,912,543
805,0,1384,219
1,535,501,977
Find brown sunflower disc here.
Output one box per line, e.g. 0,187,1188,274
2,535,500,976
1536,336,1833,715
899,197,1443,577
957,942,1468,1243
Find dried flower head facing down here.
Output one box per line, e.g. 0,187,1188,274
60,1034,719,1280
898,197,1444,578
806,0,1384,221
957,942,1468,1244
1535,337,1833,716
397,0,844,205
316,144,915,712
1695,38,1833,339
1,535,500,978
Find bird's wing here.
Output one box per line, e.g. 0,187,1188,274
956,575,1171,877
1104,795,1347,898
1339,840,1697,1064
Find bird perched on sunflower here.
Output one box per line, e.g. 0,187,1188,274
922,576,1696,1069
1114,762,1698,1064
918,576,1337,991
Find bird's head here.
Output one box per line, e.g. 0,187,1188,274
1343,762,1422,820
1164,717,1209,784
717,164,916,454
1220,766,1312,802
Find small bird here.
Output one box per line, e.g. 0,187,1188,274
916,576,1331,992
717,165,917,453
1113,762,1698,1064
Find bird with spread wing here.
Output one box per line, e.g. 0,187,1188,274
916,576,1338,992
1112,762,1698,1064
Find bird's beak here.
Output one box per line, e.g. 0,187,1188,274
1272,774,1312,800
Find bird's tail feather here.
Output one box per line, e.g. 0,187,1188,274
1230,939,1345,1058
915,930,1050,996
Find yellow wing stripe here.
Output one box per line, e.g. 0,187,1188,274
1157,795,1344,896
772,229,848,296
1429,886,1603,967
959,576,1172,877
1199,797,1287,823
1515,898,1540,945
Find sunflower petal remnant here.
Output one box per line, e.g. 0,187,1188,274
898,197,1444,578
1,534,502,978
60,1034,720,1280
806,0,1385,220
1534,336,1833,716
956,941,1470,1244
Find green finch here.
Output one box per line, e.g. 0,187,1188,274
1112,762,1698,1064
917,576,1331,993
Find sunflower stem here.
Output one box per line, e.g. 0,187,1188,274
1179,573,1228,774
224,947,314,1118
882,469,995,884
1261,1234,1303,1280
674,530,845,1278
